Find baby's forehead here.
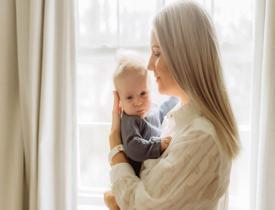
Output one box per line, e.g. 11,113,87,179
117,73,149,92
121,68,146,79
117,66,147,81
114,60,149,93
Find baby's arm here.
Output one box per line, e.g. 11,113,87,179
121,116,163,162
123,134,172,161
123,134,162,162
159,96,179,123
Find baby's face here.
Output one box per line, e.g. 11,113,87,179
118,74,151,118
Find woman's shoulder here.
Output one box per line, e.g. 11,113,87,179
174,115,223,156
187,115,217,138
182,115,232,164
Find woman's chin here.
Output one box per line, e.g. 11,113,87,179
157,84,174,96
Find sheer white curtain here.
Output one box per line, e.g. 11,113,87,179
250,0,275,209
0,0,77,209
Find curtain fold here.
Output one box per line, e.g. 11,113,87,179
0,0,77,209
250,0,275,209
0,1,24,209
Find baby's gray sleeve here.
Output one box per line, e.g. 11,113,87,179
121,117,161,162
159,96,179,123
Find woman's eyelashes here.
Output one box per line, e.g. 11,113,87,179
152,47,161,57
153,51,160,57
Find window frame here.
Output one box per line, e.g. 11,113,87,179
76,0,252,209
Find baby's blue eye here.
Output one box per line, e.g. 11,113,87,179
127,96,133,100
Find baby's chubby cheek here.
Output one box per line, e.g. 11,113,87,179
146,99,152,110
123,106,133,115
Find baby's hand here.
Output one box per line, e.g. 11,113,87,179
104,191,120,210
160,136,172,152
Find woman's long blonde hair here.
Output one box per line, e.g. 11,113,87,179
153,0,240,158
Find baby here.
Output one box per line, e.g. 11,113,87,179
104,53,178,210
113,53,178,176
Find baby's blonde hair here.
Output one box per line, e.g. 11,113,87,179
113,51,148,91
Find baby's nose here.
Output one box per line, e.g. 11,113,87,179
134,99,143,106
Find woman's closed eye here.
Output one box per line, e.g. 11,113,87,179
152,46,161,57
153,51,160,57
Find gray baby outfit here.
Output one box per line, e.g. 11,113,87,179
120,97,178,176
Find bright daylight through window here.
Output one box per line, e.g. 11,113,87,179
77,0,253,209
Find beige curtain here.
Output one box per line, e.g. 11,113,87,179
0,0,77,209
250,0,275,209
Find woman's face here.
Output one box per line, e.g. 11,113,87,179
147,32,180,96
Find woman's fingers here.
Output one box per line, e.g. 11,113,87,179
112,91,121,114
109,91,122,148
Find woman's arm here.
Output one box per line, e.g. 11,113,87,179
109,91,128,165
109,131,128,166
111,131,225,210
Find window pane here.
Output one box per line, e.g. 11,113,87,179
229,129,251,210
214,0,253,125
166,0,204,5
119,0,158,47
77,53,115,123
78,0,117,49
77,1,253,210
78,124,111,188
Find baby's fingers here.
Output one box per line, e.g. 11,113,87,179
164,136,172,143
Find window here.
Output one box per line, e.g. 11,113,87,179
76,0,253,209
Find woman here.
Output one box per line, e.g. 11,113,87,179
105,1,240,209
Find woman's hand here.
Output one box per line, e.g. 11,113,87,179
109,91,128,165
109,91,122,149
111,91,121,133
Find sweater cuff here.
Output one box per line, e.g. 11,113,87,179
110,163,136,184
